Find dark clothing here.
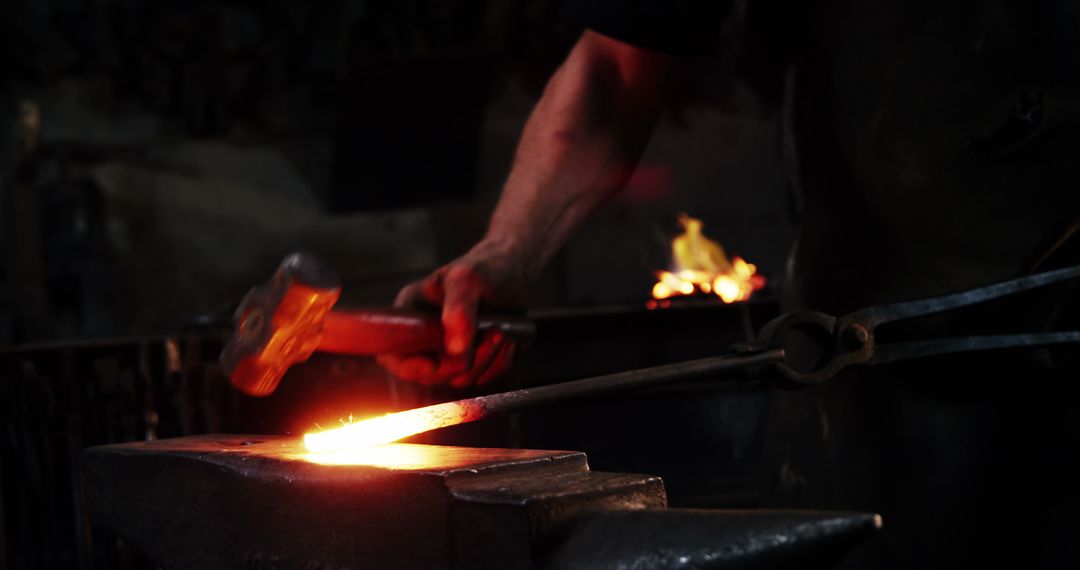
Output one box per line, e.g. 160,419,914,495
779,1,1080,313
562,0,734,55
564,1,1080,568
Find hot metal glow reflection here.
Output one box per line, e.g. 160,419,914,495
302,444,441,468
303,402,482,453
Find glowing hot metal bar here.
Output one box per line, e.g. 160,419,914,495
305,402,482,452
304,348,784,453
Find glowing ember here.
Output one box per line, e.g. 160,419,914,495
303,402,482,453
650,214,765,304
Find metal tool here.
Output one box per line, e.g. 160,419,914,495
82,435,666,570
306,265,1079,450
82,435,880,570
220,253,535,397
757,265,1080,387
542,508,881,570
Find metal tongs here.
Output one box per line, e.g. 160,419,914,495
756,265,1080,387
273,266,1078,447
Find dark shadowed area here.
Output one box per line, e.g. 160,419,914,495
2,1,1077,570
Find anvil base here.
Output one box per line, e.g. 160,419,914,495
82,435,666,569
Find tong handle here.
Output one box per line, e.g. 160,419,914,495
868,332,1080,366
846,265,1080,330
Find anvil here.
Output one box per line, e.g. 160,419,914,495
82,435,664,569
82,435,881,569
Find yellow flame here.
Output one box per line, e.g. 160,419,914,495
650,215,764,304
672,213,732,274
303,402,479,453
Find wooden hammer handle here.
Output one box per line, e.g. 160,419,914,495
317,308,535,355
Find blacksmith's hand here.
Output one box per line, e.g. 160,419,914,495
376,242,528,388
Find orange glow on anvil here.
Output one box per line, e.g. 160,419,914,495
303,402,482,453
301,443,445,468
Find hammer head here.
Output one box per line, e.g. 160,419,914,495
221,253,341,397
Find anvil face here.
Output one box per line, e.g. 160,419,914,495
82,435,666,570
95,434,587,471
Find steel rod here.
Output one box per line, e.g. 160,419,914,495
464,348,785,418
304,348,786,450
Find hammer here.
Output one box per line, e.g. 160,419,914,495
220,253,535,397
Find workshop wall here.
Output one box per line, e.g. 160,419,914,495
0,0,791,340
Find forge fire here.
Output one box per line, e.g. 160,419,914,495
650,214,766,305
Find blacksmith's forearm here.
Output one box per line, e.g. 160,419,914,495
482,32,670,280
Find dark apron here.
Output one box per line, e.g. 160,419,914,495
751,1,1080,567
